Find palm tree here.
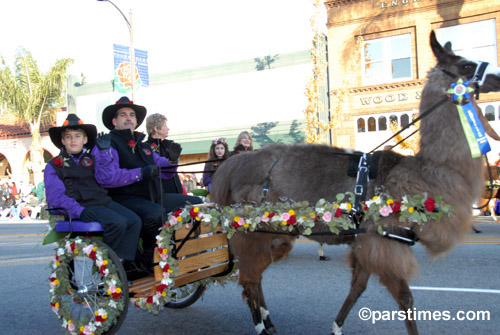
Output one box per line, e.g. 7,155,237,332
0,48,73,184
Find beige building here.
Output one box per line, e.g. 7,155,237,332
325,0,500,159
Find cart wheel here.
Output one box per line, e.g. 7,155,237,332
50,238,129,335
164,283,206,309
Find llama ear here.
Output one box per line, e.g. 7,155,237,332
443,41,453,52
430,30,450,64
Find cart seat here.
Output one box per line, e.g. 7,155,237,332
55,220,104,233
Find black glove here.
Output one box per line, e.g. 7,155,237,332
141,165,160,181
96,132,111,150
167,142,182,162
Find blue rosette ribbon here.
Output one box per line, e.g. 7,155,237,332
447,79,490,158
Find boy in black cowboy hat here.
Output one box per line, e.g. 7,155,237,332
44,114,142,264
92,96,202,270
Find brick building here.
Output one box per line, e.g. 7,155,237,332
324,0,500,158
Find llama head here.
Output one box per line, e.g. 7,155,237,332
430,30,500,93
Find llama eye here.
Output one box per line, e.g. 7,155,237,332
461,63,475,71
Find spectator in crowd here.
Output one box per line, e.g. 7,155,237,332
203,137,229,193
231,131,254,155
144,113,184,194
44,114,142,266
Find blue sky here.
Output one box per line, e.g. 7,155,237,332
1,0,318,83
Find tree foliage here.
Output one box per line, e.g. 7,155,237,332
0,48,73,183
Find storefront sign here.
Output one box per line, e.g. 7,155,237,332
355,90,421,108
381,0,421,8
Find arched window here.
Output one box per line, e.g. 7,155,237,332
368,117,376,132
485,105,495,121
357,118,365,132
378,116,387,131
389,115,398,128
401,114,409,127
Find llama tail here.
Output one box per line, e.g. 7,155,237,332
210,154,243,206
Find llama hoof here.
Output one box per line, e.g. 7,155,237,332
319,255,330,261
259,329,275,335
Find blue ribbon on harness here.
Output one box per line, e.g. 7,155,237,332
448,79,491,157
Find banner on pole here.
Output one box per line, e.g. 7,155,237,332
113,44,149,93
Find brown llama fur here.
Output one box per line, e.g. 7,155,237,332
210,31,500,335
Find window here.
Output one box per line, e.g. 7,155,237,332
436,19,497,66
485,105,495,121
357,118,365,132
378,116,387,131
362,34,413,85
401,114,409,128
389,115,398,127
368,117,376,131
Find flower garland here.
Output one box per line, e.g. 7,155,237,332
131,191,452,312
49,238,127,335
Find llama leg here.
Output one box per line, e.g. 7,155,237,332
242,282,273,335
257,282,276,334
318,243,329,260
380,276,418,335
333,260,371,335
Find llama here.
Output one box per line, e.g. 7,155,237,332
210,31,500,335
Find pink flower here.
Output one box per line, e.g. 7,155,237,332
322,212,332,222
379,205,393,217
281,213,290,221
67,323,75,331
261,215,269,222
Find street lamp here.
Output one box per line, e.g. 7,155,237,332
97,0,136,101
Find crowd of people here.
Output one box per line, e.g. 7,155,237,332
42,96,253,279
0,179,45,220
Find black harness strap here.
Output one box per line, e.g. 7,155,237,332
261,159,280,199
379,226,419,246
349,153,370,228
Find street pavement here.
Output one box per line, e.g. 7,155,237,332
0,217,499,334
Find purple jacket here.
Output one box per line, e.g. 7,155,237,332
90,145,176,188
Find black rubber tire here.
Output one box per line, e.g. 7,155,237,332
55,238,129,335
164,283,206,309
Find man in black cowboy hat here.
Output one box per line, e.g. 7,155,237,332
93,96,202,270
44,114,142,262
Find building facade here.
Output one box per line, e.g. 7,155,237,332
324,0,500,159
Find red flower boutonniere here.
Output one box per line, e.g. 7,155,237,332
150,142,158,152
53,156,69,168
128,140,137,153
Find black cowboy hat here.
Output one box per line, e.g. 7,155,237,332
102,96,147,130
49,114,97,149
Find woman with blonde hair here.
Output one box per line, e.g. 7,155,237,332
231,131,253,155
144,113,184,194
203,137,229,192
